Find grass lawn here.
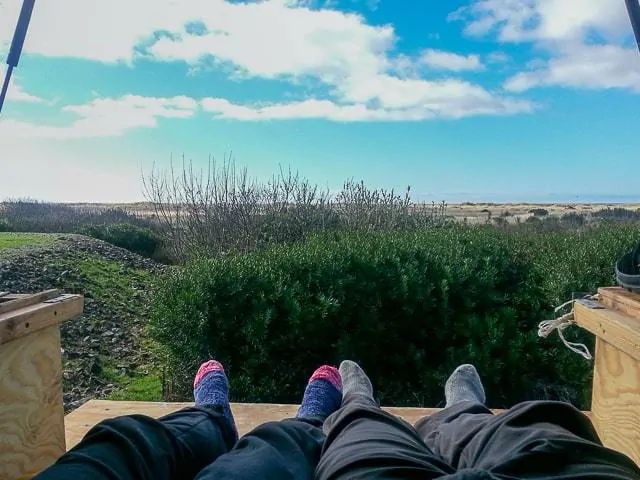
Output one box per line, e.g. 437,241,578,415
0,233,55,250
102,364,163,401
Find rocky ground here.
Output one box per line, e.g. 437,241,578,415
0,234,165,411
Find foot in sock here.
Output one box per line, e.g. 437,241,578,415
339,360,374,401
296,365,342,420
194,360,238,438
445,364,486,408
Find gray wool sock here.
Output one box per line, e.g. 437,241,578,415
339,360,374,401
445,364,486,408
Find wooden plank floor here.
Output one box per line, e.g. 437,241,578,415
64,401,596,451
65,400,472,449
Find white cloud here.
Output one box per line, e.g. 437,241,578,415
202,97,397,121
202,88,534,122
420,49,484,72
2,0,195,63
505,44,640,93
0,83,532,140
1,0,535,124
0,95,198,139
0,65,45,103
451,0,631,43
146,1,395,85
1,0,395,76
454,0,640,95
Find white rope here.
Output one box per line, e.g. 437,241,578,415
537,296,596,361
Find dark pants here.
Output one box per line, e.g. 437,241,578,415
38,399,640,480
317,395,640,479
37,405,325,480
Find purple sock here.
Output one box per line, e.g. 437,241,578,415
297,366,342,419
194,360,237,438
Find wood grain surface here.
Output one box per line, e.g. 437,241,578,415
574,301,640,361
0,294,83,345
591,337,640,465
599,287,640,322
0,325,66,479
0,290,60,315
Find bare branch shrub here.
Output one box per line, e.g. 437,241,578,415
143,156,450,261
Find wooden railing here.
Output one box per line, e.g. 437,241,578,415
0,290,84,480
574,287,640,464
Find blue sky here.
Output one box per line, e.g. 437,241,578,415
1,0,639,203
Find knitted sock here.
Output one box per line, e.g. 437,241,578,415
445,364,486,408
194,360,237,437
296,365,342,419
339,360,374,401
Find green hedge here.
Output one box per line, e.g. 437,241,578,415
79,223,161,258
0,219,12,232
150,225,639,409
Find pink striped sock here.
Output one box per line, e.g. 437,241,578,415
297,365,342,419
309,365,342,390
194,360,224,388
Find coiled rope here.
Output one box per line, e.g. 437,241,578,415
537,295,598,360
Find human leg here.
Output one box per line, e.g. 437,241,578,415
414,364,494,468
415,364,640,479
316,361,455,480
194,365,342,480
36,361,238,480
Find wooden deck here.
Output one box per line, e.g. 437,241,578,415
64,401,598,451
65,400,487,449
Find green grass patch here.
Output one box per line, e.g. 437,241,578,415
0,233,55,250
102,364,162,401
107,375,162,401
70,255,154,300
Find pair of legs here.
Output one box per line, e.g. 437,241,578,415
38,361,341,479
38,362,640,479
318,363,640,479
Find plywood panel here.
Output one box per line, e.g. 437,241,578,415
65,400,507,450
574,301,640,361
591,337,640,465
0,290,60,315
599,287,640,321
0,294,84,345
0,325,66,479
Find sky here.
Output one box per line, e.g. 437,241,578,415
0,0,639,203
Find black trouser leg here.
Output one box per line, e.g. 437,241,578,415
36,405,236,480
316,394,454,479
414,401,640,479
195,416,326,479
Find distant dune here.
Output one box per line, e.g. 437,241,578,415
65,201,640,224
446,203,640,223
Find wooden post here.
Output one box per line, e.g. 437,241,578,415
0,291,84,479
574,287,640,464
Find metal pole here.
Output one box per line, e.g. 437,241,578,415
626,0,640,53
0,65,14,113
0,0,37,114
